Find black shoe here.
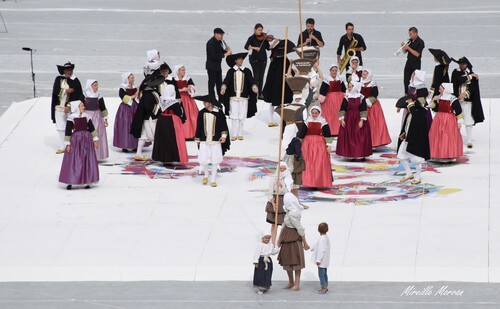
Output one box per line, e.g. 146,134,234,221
132,148,137,152
84,185,90,189
122,149,129,153
66,185,72,190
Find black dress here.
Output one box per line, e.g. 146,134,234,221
152,101,187,163
263,49,293,106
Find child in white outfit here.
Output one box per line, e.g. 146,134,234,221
311,222,331,294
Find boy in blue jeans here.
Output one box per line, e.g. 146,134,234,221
311,222,330,294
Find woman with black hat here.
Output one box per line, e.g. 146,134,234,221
51,62,83,154
194,95,230,187
220,52,258,141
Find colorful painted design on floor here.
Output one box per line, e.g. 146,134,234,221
112,152,461,204
298,181,458,205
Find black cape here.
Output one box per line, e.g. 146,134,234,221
430,64,450,97
397,102,430,160
220,67,257,117
152,102,186,163
130,89,160,139
451,69,484,124
263,53,293,106
51,76,83,123
195,106,231,155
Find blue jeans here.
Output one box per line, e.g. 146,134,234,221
318,267,328,289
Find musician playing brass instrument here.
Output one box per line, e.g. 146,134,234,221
336,22,366,72
402,27,425,94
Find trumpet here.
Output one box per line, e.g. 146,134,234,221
395,39,411,56
339,38,358,74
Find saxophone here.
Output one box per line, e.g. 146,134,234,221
339,38,358,74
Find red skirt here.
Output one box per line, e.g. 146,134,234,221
367,99,391,147
180,92,199,139
321,92,344,136
429,112,463,159
302,135,332,187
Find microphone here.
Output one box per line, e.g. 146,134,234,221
22,47,32,51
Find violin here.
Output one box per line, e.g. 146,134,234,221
256,32,277,42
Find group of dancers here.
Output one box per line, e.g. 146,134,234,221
50,18,485,294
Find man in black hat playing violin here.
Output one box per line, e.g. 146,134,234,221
206,28,232,101
220,52,258,141
51,62,83,154
451,56,484,148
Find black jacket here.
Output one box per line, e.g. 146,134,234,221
51,76,83,123
220,67,258,117
205,37,225,71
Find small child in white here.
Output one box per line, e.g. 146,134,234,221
311,222,331,294
253,231,279,294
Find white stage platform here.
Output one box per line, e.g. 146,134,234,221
0,97,498,282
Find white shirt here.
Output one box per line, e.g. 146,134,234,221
253,242,279,263
311,234,331,268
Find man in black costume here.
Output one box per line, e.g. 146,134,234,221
194,95,230,187
51,62,83,154
451,56,484,148
336,22,367,69
220,52,258,141
296,18,324,48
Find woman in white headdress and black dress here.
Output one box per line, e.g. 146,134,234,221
405,69,433,128
152,84,188,164
345,56,363,83
84,79,109,160
172,64,198,140
277,192,309,291
336,82,372,160
319,63,346,136
266,161,293,243
360,69,391,148
428,83,463,161
113,73,139,152
59,100,99,190
297,105,333,188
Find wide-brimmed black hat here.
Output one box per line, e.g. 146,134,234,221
276,40,296,54
193,94,222,108
428,48,451,65
395,95,410,108
57,62,75,75
451,56,473,69
225,52,248,67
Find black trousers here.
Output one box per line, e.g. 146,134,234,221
207,69,222,100
404,61,421,94
250,60,267,97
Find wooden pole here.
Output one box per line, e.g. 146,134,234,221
298,0,304,58
273,27,289,246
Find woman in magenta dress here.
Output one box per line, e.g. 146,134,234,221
336,82,373,160
318,63,346,136
298,105,333,188
84,79,109,160
361,69,391,148
428,83,463,161
59,101,99,190
173,64,198,140
113,73,139,152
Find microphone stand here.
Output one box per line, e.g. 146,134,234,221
22,47,36,98
28,49,36,98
